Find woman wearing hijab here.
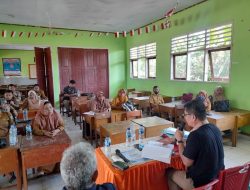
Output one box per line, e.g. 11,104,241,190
33,101,64,175
20,90,41,110
90,91,111,113
111,89,128,110
197,90,211,112
213,86,225,102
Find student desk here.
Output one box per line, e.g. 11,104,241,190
159,101,184,121
111,110,127,122
20,131,71,190
95,138,184,190
0,137,22,190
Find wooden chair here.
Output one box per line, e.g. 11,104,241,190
234,113,250,147
126,110,142,120
217,162,250,190
59,92,67,116
174,105,184,127
192,179,219,190
163,96,172,103
127,88,136,94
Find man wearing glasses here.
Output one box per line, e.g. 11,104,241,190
167,99,224,190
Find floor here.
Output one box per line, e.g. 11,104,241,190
1,114,250,190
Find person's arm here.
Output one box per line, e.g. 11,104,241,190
32,121,45,136
20,99,28,110
175,130,194,167
90,100,99,113
40,90,48,100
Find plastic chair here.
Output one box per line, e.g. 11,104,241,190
217,162,250,190
193,179,219,190
126,110,142,120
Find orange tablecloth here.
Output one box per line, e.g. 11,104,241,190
95,148,185,190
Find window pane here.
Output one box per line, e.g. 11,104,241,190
174,55,187,79
208,50,230,81
132,60,138,77
148,58,156,78
187,51,204,81
138,58,146,78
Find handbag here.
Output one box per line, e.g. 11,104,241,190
182,93,193,103
214,100,230,112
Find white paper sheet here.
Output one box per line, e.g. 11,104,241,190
141,143,174,164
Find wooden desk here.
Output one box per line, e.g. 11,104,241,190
131,91,143,97
100,120,140,146
20,131,71,190
132,96,150,113
96,137,184,190
111,110,127,122
159,101,184,121
132,116,174,138
100,116,173,146
0,137,21,190
207,109,250,146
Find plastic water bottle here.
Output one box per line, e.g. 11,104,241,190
139,125,145,149
172,97,175,102
23,109,28,121
77,90,81,97
130,123,136,145
104,137,111,157
126,128,132,147
25,123,32,140
9,125,17,146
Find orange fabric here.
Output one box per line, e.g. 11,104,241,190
95,148,185,190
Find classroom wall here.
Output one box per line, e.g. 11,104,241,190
0,49,35,77
126,0,250,110
0,25,127,105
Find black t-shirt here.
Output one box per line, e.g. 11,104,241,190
183,123,224,187
63,86,77,100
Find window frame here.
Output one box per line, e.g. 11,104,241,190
147,56,156,79
173,53,187,80
131,59,138,78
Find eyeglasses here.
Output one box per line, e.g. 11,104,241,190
182,113,192,117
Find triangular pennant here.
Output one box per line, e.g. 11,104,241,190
28,32,32,38
114,32,119,38
130,29,134,37
138,28,142,35
153,25,157,32
2,30,7,38
34,32,38,37
146,26,150,33
122,31,127,37
11,31,16,38
19,32,24,37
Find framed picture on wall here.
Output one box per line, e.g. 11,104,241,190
2,58,21,76
28,64,37,79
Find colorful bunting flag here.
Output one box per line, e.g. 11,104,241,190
11,31,16,38
130,29,134,37
19,32,24,37
122,31,127,37
2,30,7,38
114,32,119,38
146,26,150,33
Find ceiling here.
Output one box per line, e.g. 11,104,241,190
0,0,206,32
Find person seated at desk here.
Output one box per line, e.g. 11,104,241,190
149,86,164,115
111,89,128,110
20,90,41,110
33,101,64,175
61,142,116,190
90,91,111,113
196,90,211,112
63,80,77,114
165,99,224,190
8,84,22,105
3,90,19,118
213,86,225,102
33,84,48,100
0,104,16,183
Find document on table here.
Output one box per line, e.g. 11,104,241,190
141,141,174,164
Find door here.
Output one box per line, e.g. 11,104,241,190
35,47,47,93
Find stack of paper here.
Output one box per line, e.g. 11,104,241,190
141,142,174,164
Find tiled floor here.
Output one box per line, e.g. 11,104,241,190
1,114,250,190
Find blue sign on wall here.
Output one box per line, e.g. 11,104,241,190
2,58,21,76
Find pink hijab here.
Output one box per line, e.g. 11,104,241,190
34,102,63,132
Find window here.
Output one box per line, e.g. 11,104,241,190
171,24,232,82
130,43,156,79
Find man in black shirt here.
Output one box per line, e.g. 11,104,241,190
63,80,77,114
167,99,224,190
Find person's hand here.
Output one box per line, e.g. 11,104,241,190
10,101,15,106
51,129,60,136
175,129,184,141
44,131,53,138
158,137,175,145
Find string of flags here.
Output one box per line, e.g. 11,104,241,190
1,1,178,39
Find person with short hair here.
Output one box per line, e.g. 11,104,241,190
33,84,48,100
167,99,224,190
90,91,111,113
61,142,116,190
3,90,18,117
111,89,128,110
149,86,164,115
63,80,77,114
0,102,14,137
8,84,22,104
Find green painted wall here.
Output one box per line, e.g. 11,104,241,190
0,24,127,105
126,0,250,110
0,49,35,77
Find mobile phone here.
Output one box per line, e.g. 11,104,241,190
134,143,142,151
112,161,129,170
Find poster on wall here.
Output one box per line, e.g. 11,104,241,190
2,58,21,76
